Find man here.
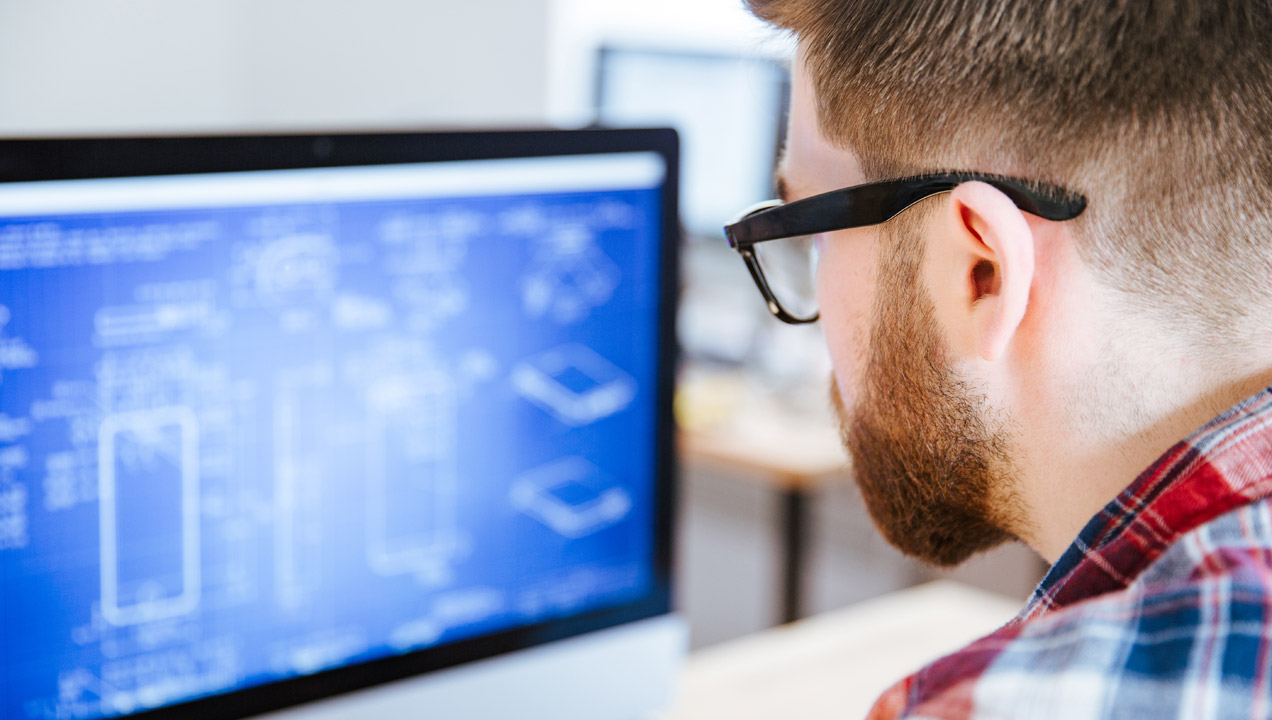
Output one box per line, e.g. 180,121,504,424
724,2,1272,717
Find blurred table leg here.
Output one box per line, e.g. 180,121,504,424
779,484,810,624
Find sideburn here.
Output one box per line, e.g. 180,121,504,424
839,213,1019,567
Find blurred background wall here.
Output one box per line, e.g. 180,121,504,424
0,0,550,134
0,0,1043,650
0,0,783,135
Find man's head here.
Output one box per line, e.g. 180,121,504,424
751,1,1272,564
756,1,1272,327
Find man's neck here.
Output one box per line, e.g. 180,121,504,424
1015,346,1272,564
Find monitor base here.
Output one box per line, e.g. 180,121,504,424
259,614,688,720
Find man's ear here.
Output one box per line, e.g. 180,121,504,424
924,181,1036,362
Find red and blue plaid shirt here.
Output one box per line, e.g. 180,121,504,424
869,386,1272,719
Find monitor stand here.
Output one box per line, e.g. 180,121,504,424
259,614,687,720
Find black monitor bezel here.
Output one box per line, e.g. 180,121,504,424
0,128,680,720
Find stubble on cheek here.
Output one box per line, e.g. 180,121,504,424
826,218,1020,567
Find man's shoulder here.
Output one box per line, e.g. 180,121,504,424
891,499,1272,719
1134,495,1272,588
962,498,1272,718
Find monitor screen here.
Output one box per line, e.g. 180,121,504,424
0,131,678,719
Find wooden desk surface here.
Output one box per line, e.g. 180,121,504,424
664,581,1022,720
677,369,847,488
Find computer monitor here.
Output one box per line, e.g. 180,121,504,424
0,129,682,720
595,46,788,240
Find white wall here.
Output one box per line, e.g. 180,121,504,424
0,0,788,135
0,0,551,135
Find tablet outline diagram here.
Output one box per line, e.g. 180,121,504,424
510,344,637,427
364,368,461,580
98,405,202,627
509,456,632,539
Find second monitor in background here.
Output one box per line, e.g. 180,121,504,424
596,46,788,241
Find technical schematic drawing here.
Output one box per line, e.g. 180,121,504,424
230,210,341,333
387,617,443,652
391,273,467,329
364,369,460,580
0,446,30,550
52,638,238,717
92,281,223,348
0,413,31,444
94,301,216,345
270,628,367,677
331,291,393,331
253,232,338,305
0,304,38,385
520,225,620,325
385,586,505,652
378,210,478,329
97,406,201,626
2,179,668,719
591,198,641,229
511,344,637,426
274,364,335,609
510,457,632,538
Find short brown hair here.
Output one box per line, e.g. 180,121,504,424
749,1,1272,333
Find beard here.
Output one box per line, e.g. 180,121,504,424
831,216,1022,567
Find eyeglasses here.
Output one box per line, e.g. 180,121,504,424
723,172,1088,324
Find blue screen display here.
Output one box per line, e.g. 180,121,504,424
0,157,665,718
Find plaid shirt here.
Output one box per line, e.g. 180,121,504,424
869,386,1272,719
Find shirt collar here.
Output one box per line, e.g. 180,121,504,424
1020,385,1272,620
